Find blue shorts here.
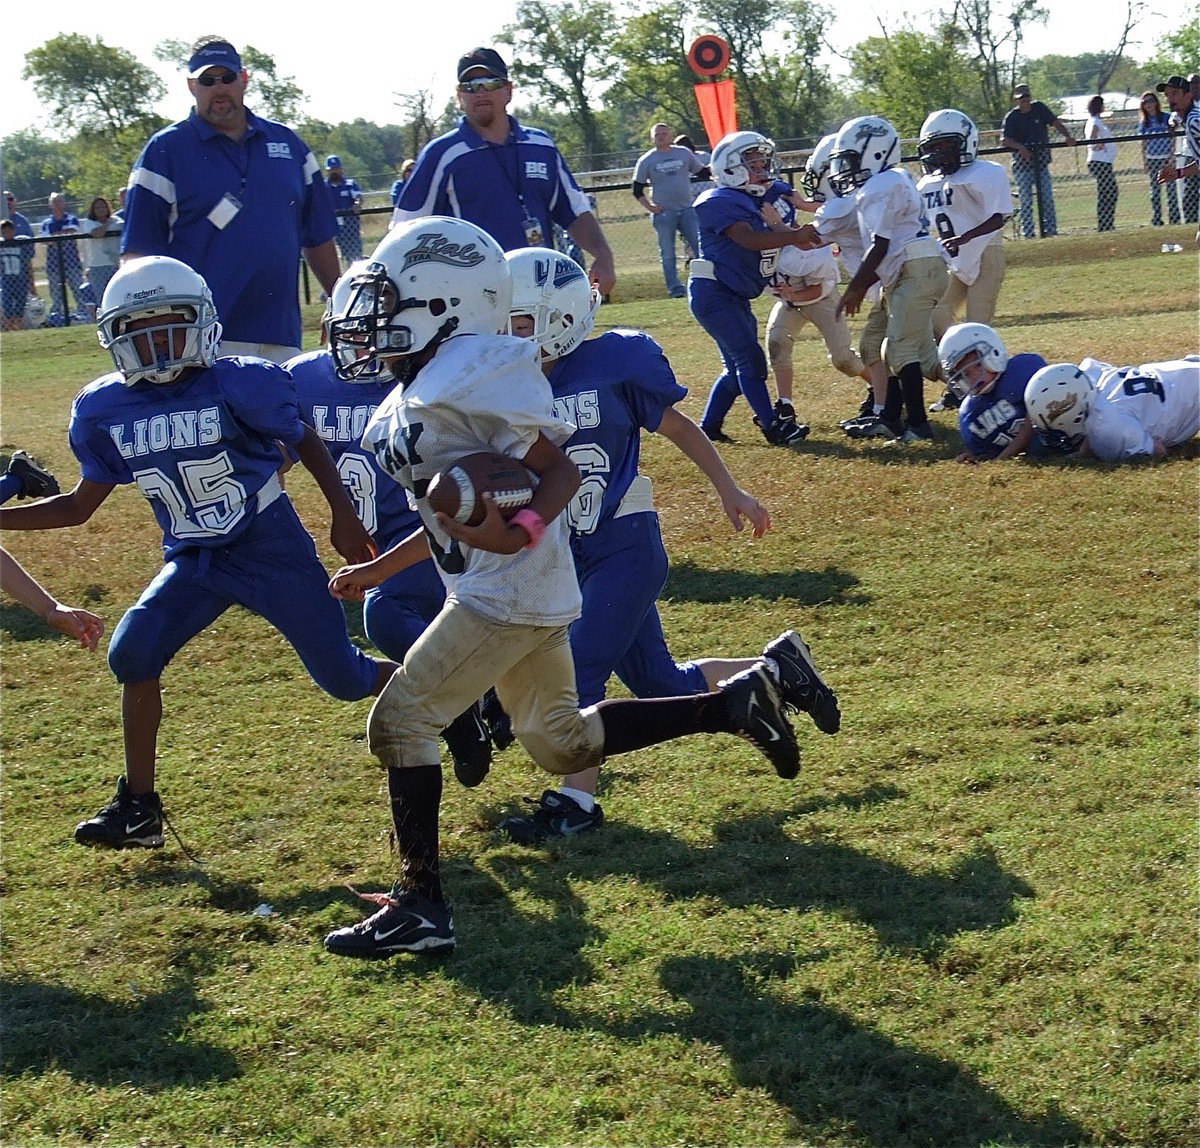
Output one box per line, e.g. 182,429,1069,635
569,511,706,706
108,495,378,700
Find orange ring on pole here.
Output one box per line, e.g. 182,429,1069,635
688,36,731,78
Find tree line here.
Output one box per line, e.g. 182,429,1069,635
5,7,1196,207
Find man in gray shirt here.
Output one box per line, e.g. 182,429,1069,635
633,123,707,297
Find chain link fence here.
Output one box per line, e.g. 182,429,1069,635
5,123,1195,332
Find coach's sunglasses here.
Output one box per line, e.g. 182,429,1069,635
457,77,508,93
195,72,241,87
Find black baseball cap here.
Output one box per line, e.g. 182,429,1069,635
1156,75,1188,93
457,47,508,82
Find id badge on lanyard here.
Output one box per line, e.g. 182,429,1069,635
521,207,545,247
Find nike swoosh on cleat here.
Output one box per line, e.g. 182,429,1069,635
373,916,435,943
124,817,158,835
745,692,781,742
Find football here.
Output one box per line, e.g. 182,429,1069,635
426,451,535,527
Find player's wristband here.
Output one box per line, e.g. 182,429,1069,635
511,508,546,550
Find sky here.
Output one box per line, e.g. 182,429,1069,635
0,0,1179,136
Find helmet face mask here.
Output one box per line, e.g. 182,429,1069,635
324,260,394,382
918,109,980,176
97,256,221,385
711,131,778,198
331,217,511,384
829,116,900,196
505,247,599,360
801,134,837,203
938,323,1009,399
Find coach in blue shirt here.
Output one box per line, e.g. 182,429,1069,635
392,46,615,296
122,37,341,360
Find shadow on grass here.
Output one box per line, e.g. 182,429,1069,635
664,561,863,606
490,801,1032,960
645,952,1086,1147
0,969,241,1088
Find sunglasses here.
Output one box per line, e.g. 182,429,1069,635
457,76,508,93
195,71,240,87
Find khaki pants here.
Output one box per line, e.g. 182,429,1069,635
861,256,948,378
932,243,1006,340
766,294,866,378
367,597,605,775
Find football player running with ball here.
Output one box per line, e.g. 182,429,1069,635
498,247,840,843
321,218,812,959
0,257,396,849
286,267,498,788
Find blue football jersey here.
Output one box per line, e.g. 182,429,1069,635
69,357,306,555
287,350,419,550
958,352,1047,457
548,330,687,536
695,185,780,298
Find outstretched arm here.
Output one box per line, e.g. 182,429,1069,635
0,547,104,650
0,477,113,530
656,407,771,537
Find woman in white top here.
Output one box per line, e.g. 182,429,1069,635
83,196,123,304
1085,95,1118,232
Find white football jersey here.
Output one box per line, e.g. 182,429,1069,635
814,196,880,302
851,167,939,288
362,333,582,625
775,243,839,303
1077,356,1200,461
916,159,1012,286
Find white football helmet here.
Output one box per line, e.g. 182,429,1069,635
97,256,221,385
801,133,837,203
829,116,900,196
23,295,47,329
506,247,600,360
938,323,1010,398
710,131,778,197
331,216,511,382
919,109,980,175
1024,363,1094,448
323,260,394,381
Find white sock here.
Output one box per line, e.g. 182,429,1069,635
559,786,596,813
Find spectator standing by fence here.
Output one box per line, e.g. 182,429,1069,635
122,36,341,361
84,197,123,303
325,156,364,265
1159,75,1200,237
6,191,33,238
41,193,91,322
390,159,415,208
1084,96,1118,233
1139,91,1181,226
632,123,706,298
1001,83,1074,239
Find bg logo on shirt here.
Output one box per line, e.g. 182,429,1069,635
267,142,293,160
524,161,550,180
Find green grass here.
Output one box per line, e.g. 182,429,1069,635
1,231,1197,1147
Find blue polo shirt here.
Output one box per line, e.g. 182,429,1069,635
122,108,337,348
393,115,591,250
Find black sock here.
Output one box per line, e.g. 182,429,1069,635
899,361,926,426
386,764,443,902
596,693,732,757
882,376,903,424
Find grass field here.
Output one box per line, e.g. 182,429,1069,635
1,230,1197,1147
